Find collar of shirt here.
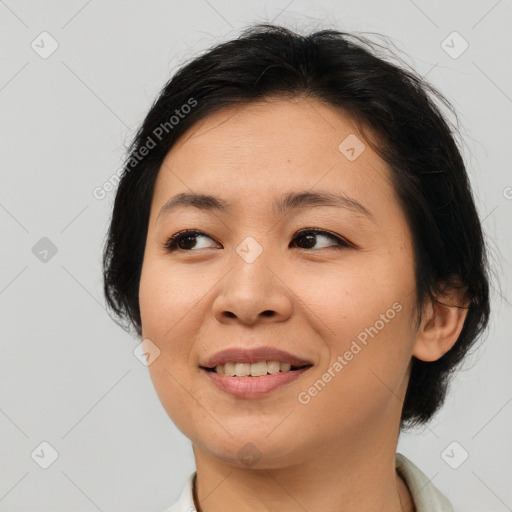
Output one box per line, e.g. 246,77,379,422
164,452,454,512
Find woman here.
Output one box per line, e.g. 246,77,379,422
102,23,490,512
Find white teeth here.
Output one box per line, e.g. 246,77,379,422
267,361,281,374
224,362,236,376
234,363,251,377
212,360,301,376
250,361,268,376
280,362,291,372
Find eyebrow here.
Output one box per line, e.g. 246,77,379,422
157,190,374,223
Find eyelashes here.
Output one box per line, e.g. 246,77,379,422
164,229,219,252
163,228,353,253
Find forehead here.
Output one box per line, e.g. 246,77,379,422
151,98,396,219
169,97,368,164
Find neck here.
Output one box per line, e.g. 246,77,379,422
192,420,414,512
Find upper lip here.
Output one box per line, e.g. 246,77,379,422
200,346,312,369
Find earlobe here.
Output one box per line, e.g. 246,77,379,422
412,286,470,362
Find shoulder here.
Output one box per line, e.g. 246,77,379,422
396,452,454,512
163,472,197,512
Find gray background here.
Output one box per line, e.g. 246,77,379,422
1,0,511,510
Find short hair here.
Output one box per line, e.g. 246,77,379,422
102,23,490,429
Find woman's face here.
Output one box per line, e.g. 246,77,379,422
139,97,420,467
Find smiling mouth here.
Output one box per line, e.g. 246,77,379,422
201,361,313,377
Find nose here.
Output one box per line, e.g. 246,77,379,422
212,246,293,326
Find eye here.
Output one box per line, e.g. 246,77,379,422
163,227,352,253
290,228,351,250
163,229,219,252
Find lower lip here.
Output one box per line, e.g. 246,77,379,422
201,367,311,398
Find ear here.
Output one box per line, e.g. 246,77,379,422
412,283,470,362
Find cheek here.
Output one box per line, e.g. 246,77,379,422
138,259,212,419
139,259,210,337
294,254,412,335
291,258,415,399
295,306,414,433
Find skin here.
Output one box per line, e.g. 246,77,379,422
138,96,468,512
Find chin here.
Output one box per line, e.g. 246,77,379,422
193,430,307,470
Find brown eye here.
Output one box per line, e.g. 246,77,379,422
163,228,351,253
291,229,350,250
164,230,218,252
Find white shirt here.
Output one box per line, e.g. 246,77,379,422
164,452,453,512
